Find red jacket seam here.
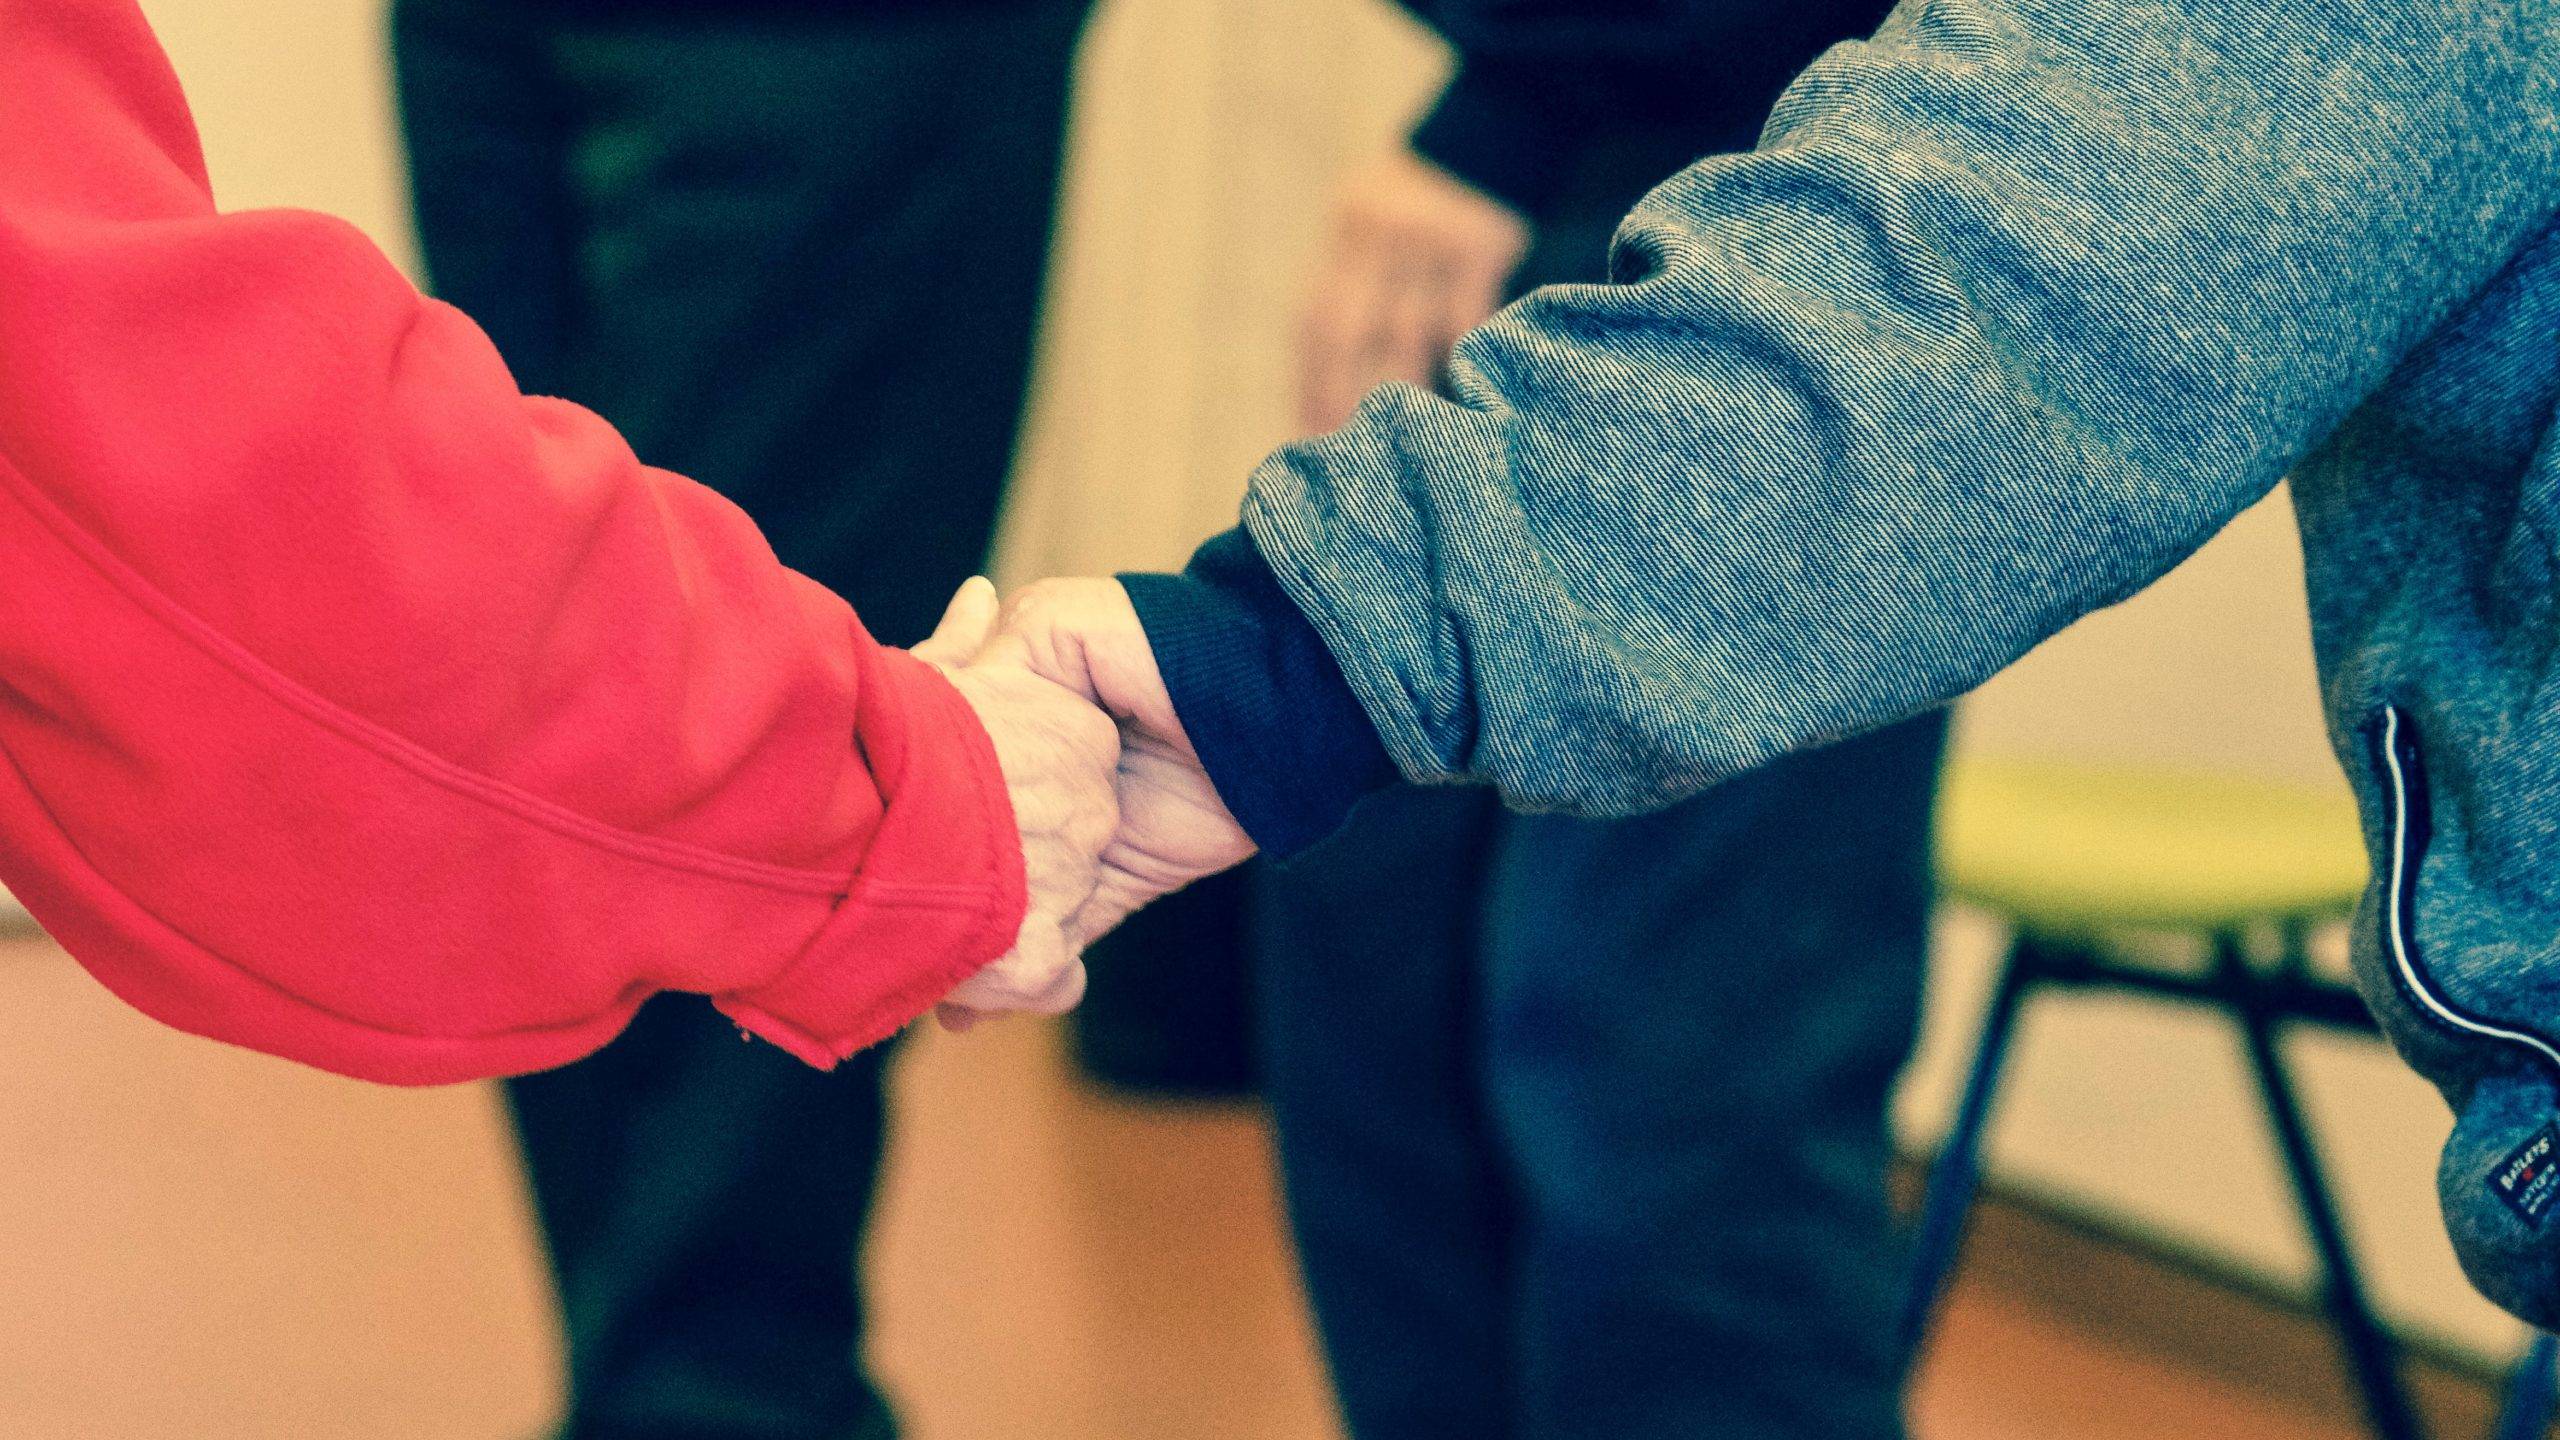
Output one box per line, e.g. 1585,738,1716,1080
0,734,673,1047
0,452,851,897
7,722,1001,1054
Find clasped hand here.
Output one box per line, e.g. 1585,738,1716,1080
909,577,1255,1031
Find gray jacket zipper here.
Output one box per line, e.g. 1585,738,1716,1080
2375,705,2560,1075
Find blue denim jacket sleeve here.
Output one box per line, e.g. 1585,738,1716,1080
1240,0,2557,816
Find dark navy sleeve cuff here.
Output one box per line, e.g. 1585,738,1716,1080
1120,529,1399,859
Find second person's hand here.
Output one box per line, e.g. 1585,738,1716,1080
1296,144,1531,434
993,577,1259,946
912,577,1122,1031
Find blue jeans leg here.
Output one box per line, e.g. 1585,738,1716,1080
1256,786,1519,1440
1484,714,1944,1440
1259,713,1942,1440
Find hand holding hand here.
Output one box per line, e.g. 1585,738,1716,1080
911,578,1121,1030
994,578,1258,944
1297,144,1531,434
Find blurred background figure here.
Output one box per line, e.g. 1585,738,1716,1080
390,0,1089,1434
1072,869,1261,1096
1251,4,1942,1438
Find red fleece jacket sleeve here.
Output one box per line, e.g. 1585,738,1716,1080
0,0,1027,1083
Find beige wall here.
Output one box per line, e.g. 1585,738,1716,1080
141,0,415,275
127,0,2533,1368
995,0,1445,578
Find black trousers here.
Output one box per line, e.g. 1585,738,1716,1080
393,4,1086,1435
1255,123,1946,1440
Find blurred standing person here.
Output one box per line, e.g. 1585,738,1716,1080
1259,4,1939,1438
391,2,1089,1436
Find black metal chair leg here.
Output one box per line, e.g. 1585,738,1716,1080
1901,942,2038,1360
2236,994,2426,1440
2490,1332,2557,1440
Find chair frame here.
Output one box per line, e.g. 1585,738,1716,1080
1900,921,2558,1440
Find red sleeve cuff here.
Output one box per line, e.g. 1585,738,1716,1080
715,646,1026,1066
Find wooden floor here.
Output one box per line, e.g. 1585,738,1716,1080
0,930,2374,1439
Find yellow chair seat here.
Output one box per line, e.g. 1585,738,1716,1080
1935,758,2370,937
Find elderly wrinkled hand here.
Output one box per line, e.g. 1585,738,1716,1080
910,577,1123,1031
1296,144,1531,435
985,576,1258,948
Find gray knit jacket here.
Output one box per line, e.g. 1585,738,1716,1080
1210,0,2560,1323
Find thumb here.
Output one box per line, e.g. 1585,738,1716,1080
912,576,1001,669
